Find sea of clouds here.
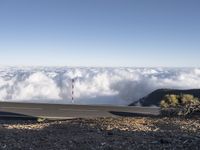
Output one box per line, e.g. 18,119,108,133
0,67,200,105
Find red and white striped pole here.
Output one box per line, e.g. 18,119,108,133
71,79,75,103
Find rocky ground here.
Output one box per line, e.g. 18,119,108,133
0,116,200,150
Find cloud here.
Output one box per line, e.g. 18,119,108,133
0,67,200,105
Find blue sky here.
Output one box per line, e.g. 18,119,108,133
0,0,200,67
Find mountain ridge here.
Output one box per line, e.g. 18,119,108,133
129,89,200,106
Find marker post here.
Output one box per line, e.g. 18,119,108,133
72,79,75,103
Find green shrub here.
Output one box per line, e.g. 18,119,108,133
160,94,200,116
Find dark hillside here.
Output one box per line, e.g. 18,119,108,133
129,89,200,106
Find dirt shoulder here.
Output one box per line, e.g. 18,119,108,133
0,116,200,150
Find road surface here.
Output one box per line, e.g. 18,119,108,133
0,102,160,119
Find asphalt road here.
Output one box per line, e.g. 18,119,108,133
0,102,160,119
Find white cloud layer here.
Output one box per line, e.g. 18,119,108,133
0,67,200,105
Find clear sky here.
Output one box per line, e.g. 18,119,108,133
0,0,200,67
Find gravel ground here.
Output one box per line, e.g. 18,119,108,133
0,116,200,150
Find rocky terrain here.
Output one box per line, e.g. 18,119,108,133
0,116,200,150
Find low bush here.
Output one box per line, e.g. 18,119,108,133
160,94,200,116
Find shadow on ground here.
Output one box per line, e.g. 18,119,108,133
109,111,159,118
0,111,37,122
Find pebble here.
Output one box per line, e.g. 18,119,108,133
0,117,199,150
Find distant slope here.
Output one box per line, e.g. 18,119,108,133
129,89,200,106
